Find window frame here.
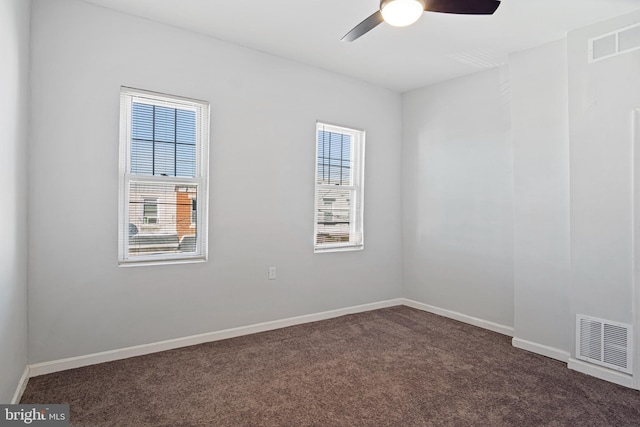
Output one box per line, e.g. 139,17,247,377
118,87,210,266
313,122,365,253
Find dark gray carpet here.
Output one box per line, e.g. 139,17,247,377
21,306,640,426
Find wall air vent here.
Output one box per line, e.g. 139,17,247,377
576,315,632,374
589,22,640,63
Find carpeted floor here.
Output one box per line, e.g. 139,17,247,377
21,306,640,426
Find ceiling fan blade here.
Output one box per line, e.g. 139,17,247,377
424,0,500,15
341,10,384,42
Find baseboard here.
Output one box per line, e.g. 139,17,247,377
24,294,640,398
24,297,638,393
568,358,636,390
10,366,30,404
401,298,514,337
512,337,570,363
29,298,404,377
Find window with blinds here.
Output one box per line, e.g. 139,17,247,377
119,87,209,265
314,123,365,252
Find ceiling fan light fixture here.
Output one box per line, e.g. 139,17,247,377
380,0,425,27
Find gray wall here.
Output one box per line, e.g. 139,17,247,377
402,9,640,367
401,67,515,328
510,40,570,355
15,0,640,391
28,0,403,364
0,0,30,403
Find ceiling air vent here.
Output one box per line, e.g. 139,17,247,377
576,315,632,374
589,22,640,63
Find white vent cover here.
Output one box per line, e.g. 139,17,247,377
589,22,640,63
576,315,632,374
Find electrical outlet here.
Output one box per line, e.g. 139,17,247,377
268,266,277,280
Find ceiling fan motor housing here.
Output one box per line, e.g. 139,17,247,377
380,0,427,27
380,0,427,9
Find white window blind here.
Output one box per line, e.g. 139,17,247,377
119,87,209,265
314,122,365,252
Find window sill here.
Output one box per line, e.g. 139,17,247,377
119,256,206,268
314,244,364,254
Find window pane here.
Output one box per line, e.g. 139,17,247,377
154,106,176,143
315,188,353,244
131,139,153,175
317,130,352,186
176,110,196,144
128,182,198,256
130,103,196,178
132,103,153,140
152,141,173,176
176,144,196,177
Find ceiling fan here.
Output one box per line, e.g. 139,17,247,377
342,0,501,42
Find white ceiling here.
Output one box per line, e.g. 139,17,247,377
81,0,640,92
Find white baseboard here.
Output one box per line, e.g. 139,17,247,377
401,298,514,337
22,297,639,393
512,337,570,363
29,298,404,377
11,366,30,404
568,358,636,389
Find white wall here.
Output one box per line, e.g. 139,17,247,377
567,10,640,353
402,67,515,328
510,40,570,355
28,0,403,363
0,0,30,403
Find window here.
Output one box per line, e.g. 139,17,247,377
190,199,197,226
119,87,209,265
314,122,365,252
143,198,158,225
